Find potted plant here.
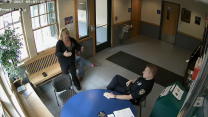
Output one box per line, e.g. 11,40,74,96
0,27,24,88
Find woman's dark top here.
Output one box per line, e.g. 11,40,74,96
55,37,82,67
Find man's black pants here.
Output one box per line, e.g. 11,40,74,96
106,75,130,94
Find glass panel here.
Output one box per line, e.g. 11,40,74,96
48,13,55,24
31,17,40,29
39,3,46,15
33,25,58,52
40,14,47,26
0,16,4,28
14,23,22,35
96,0,107,27
30,5,39,17
77,0,89,39
167,7,170,20
0,29,4,34
96,25,107,45
3,13,12,27
18,35,28,60
96,0,107,45
12,11,21,24
47,1,54,12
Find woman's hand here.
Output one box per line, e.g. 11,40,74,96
81,46,84,52
126,80,132,87
64,51,72,57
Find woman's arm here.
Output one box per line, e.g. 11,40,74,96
71,38,82,51
55,40,65,57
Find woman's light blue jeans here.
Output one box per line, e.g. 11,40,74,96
75,56,91,77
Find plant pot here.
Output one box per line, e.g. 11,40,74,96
13,78,23,88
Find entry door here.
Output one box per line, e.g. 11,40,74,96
95,0,111,53
161,2,179,44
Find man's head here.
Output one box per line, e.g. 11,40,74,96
142,64,157,80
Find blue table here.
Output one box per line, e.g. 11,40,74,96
61,89,136,117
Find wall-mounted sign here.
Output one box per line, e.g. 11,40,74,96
157,10,161,14
128,8,131,12
195,16,201,25
181,8,191,23
65,16,74,31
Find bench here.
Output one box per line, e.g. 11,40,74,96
24,48,81,93
24,48,62,92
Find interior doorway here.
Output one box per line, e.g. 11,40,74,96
160,2,180,44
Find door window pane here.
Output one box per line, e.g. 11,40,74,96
12,11,21,24
96,0,107,45
31,17,40,29
14,23,23,35
0,29,4,34
39,3,46,15
30,5,39,17
0,16,4,28
3,13,12,27
96,25,107,45
18,35,28,60
48,13,55,24
77,0,89,39
33,25,58,52
40,14,48,26
47,1,54,12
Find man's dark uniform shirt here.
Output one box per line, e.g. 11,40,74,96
130,77,154,100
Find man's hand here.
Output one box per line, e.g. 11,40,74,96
103,92,114,99
126,80,132,87
64,50,72,57
81,46,84,52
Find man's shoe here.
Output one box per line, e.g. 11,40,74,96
75,85,81,90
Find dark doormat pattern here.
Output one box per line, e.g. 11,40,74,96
106,51,184,87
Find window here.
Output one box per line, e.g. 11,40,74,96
0,11,29,61
30,0,58,53
77,0,89,39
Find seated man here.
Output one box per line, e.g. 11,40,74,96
104,64,157,103
75,50,97,81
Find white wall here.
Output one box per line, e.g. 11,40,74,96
114,0,131,24
57,0,77,39
141,0,208,39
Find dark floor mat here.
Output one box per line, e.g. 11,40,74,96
106,51,184,87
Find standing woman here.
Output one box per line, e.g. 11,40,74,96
55,28,84,90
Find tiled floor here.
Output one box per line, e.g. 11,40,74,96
36,35,192,117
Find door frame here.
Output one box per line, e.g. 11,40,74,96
94,0,112,53
159,1,180,45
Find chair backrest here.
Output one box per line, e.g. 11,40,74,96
134,96,147,105
52,74,72,92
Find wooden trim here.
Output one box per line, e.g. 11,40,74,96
177,31,202,41
32,22,57,31
111,0,114,48
77,36,92,43
141,20,160,26
74,0,79,41
0,78,22,117
89,0,96,56
113,20,131,26
37,46,55,55
0,100,12,117
54,0,59,40
30,11,55,18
